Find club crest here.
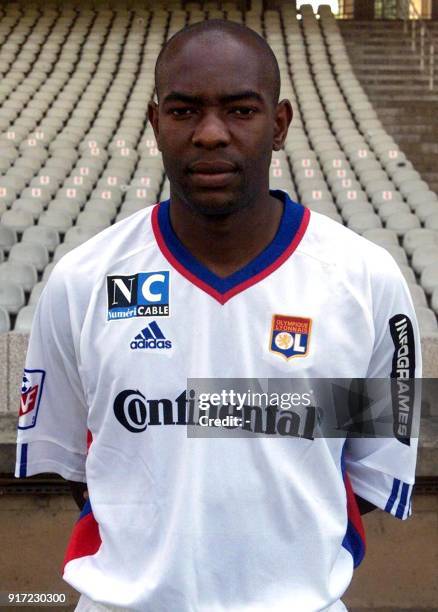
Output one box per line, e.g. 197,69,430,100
270,315,312,360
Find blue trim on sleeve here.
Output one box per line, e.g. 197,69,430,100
157,190,305,294
19,443,28,478
396,483,410,519
385,478,401,513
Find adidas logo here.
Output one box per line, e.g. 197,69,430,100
130,321,172,350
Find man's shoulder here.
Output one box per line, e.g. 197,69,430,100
303,209,399,279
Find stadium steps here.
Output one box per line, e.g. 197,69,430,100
361,101,438,193
339,20,438,194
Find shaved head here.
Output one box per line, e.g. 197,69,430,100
148,17,292,218
155,19,281,104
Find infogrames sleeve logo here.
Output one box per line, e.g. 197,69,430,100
18,369,46,429
270,315,312,360
107,271,170,320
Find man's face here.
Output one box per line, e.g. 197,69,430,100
149,33,291,216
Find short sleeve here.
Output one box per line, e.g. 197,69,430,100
15,263,89,483
344,251,422,520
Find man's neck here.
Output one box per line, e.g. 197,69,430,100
168,191,284,278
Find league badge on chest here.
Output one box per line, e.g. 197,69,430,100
18,369,46,429
270,314,312,360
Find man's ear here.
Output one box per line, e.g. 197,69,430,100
147,100,161,150
273,99,293,152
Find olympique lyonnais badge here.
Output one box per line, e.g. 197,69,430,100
18,369,46,430
270,315,312,360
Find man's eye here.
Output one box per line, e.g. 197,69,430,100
231,107,256,117
170,108,195,117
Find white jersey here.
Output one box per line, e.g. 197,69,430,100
15,191,421,612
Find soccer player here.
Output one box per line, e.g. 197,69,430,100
16,20,421,612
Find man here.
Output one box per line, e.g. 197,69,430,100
16,20,421,612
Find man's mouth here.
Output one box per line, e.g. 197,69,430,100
188,160,238,188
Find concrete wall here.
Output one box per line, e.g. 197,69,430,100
0,333,29,419
0,492,436,610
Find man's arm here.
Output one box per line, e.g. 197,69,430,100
68,481,88,511
344,248,421,521
15,259,88,483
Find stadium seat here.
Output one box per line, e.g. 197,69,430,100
57,185,89,205
0,280,25,314
22,226,60,252
399,180,429,198
12,198,45,220
9,242,49,272
76,211,111,231
421,263,438,295
0,186,19,207
425,214,438,231
386,213,421,236
6,168,31,190
365,180,397,197
415,202,438,223
84,199,118,219
371,191,403,209
1,210,34,233
378,202,411,223
347,212,382,233
391,169,421,185
38,210,73,233
340,201,374,221
0,226,17,253
64,174,96,192
412,246,438,275
404,228,438,256
48,198,81,219
362,228,399,247
30,175,62,195
14,305,36,333
0,260,37,292
20,185,52,206
416,306,438,334
407,190,438,210
64,226,99,246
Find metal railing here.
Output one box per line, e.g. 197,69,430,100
403,0,435,89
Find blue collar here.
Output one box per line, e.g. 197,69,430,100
152,190,309,304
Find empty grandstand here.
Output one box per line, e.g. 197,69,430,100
0,1,437,336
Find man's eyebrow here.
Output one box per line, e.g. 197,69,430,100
219,91,264,104
161,91,265,105
162,92,203,104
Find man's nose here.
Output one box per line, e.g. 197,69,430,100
192,112,231,149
